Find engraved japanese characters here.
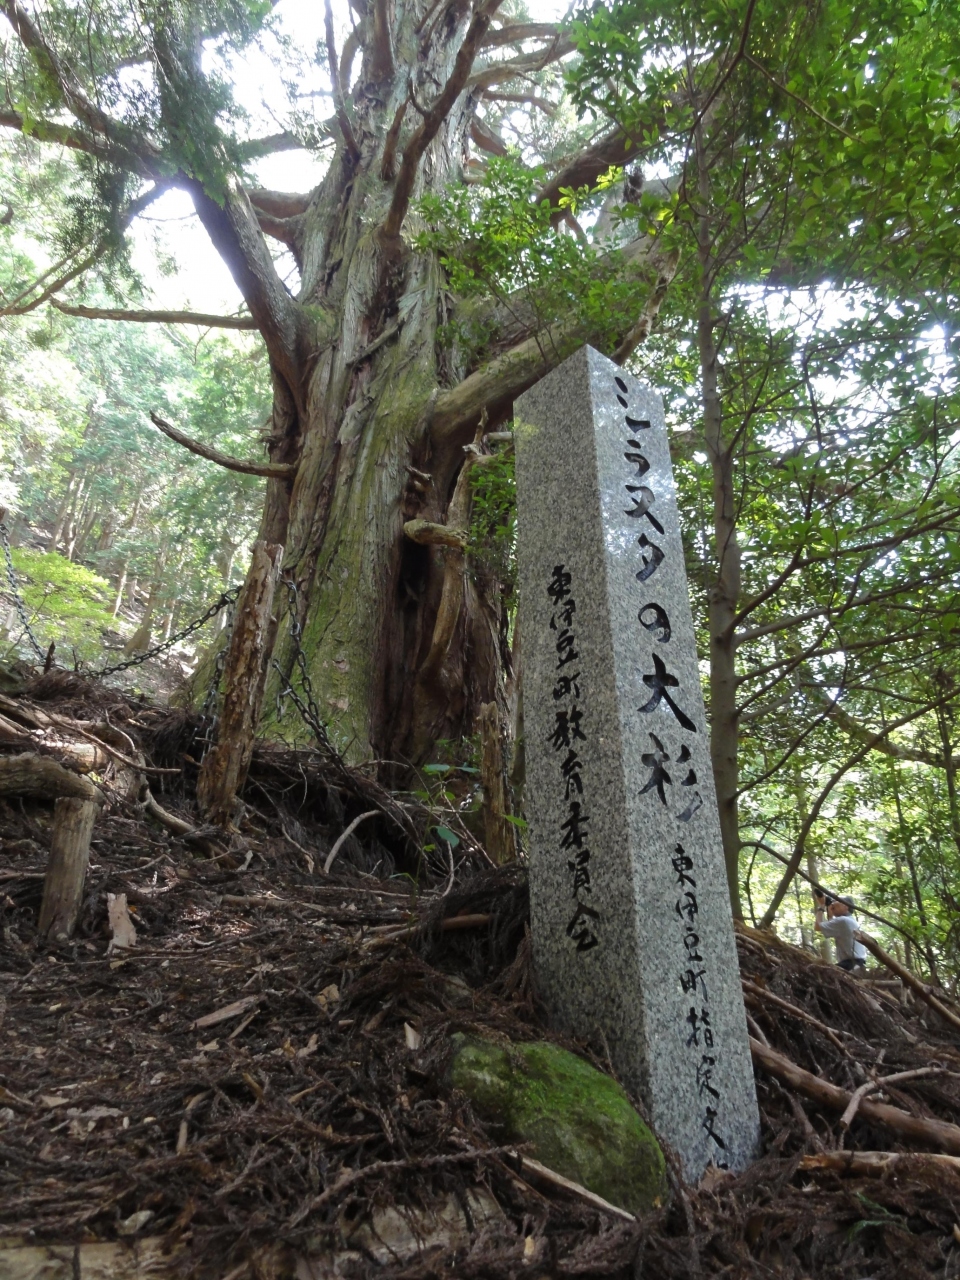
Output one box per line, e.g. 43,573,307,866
515,345,760,1179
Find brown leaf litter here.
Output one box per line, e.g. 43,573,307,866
1,672,960,1277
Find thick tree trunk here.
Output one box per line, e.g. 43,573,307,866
189,0,670,774
111,559,128,618
251,17,511,769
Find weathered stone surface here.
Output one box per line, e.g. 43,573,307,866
450,1035,667,1214
514,345,760,1179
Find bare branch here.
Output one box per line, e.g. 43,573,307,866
325,0,361,160
251,210,305,260
611,258,677,363
384,0,506,239
369,0,396,83
339,27,361,87
380,100,408,181
470,115,507,156
50,300,259,330
238,131,318,160
481,90,556,115
187,177,306,396
149,413,296,478
248,190,312,219
481,21,564,48
466,34,575,91
536,130,642,224
403,519,467,549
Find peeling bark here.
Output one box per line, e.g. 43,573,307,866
197,541,283,827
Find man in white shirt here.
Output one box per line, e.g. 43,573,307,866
813,892,867,975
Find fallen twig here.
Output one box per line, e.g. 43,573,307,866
144,790,195,836
750,1038,960,1154
287,1147,510,1226
515,1153,636,1222
363,912,494,949
192,996,259,1030
323,810,379,874
742,978,848,1052
801,1150,960,1177
839,1066,952,1133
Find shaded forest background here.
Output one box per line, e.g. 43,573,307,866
1,0,959,980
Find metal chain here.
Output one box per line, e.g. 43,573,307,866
97,584,242,677
0,520,47,662
0,514,240,678
272,576,339,763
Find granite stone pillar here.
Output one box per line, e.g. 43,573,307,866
514,345,760,1179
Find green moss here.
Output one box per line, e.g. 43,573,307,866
449,1036,667,1215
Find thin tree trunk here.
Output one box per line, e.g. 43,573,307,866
72,506,100,561
112,560,128,619
38,797,100,939
793,764,830,959
50,475,80,552
197,541,283,827
124,554,166,654
63,486,89,560
935,705,960,859
890,759,941,983
479,700,515,864
695,124,743,919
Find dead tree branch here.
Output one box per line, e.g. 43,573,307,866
149,413,297,478
750,1038,960,1154
51,300,258,330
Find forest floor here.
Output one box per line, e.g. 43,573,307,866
2,674,960,1278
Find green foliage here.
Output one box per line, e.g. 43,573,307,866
468,448,517,594
414,156,655,360
3,548,115,659
553,0,960,959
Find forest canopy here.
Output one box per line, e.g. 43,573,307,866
0,0,958,978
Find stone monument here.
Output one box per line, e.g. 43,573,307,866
514,345,760,1179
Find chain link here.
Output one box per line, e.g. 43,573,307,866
0,520,48,663
198,594,238,759
272,576,340,763
97,584,242,678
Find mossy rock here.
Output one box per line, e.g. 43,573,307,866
449,1036,667,1215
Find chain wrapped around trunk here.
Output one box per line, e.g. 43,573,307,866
272,576,340,765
